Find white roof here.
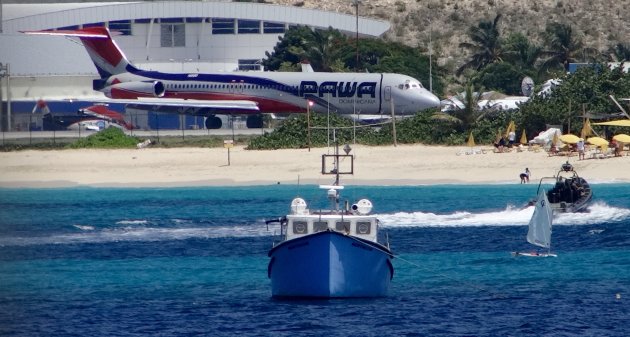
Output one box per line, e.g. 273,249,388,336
2,1,390,36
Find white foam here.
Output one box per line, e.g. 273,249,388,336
0,221,275,247
376,201,630,228
72,224,95,231
115,220,149,225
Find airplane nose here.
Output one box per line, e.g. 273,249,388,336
419,90,441,109
427,92,441,108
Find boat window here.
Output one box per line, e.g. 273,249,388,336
313,221,328,233
292,221,308,234
356,221,371,235
335,221,351,233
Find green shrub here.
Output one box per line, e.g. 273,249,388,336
67,127,140,149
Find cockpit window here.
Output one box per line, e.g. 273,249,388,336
398,81,424,90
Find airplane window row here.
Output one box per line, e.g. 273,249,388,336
165,83,298,91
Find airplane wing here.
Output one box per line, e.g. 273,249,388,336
88,98,260,116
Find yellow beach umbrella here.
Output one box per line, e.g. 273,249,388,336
467,132,475,147
496,129,503,142
505,121,515,137
519,129,528,144
587,136,608,147
613,134,630,143
593,120,630,127
580,118,594,139
559,134,580,144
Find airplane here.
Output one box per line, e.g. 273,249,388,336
440,91,530,112
37,101,133,131
24,27,441,129
74,104,134,131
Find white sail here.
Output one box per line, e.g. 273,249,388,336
526,189,553,249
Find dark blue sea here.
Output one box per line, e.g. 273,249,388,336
1,184,629,337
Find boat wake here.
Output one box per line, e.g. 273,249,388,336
3,203,628,247
376,201,630,228
0,219,273,247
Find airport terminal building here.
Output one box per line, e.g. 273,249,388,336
0,1,390,131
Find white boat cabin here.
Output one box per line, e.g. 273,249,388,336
284,194,379,242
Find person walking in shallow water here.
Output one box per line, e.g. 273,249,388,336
520,168,531,183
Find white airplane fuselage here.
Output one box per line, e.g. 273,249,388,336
105,70,440,117
26,27,440,127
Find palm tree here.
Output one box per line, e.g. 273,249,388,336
456,14,504,76
539,22,600,73
431,81,491,132
503,33,543,71
303,28,347,72
607,43,630,62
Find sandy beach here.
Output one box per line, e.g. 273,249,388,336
1,144,628,188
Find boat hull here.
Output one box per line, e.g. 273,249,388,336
512,251,557,258
546,177,593,213
268,231,393,298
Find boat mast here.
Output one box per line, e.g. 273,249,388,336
321,129,354,212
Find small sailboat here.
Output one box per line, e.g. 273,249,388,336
513,188,557,258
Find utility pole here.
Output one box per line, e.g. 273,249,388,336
428,19,433,93
0,63,10,132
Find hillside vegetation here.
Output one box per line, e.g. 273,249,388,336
272,0,628,81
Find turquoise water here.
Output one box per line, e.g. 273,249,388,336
1,184,629,336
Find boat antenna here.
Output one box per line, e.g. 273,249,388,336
333,129,340,186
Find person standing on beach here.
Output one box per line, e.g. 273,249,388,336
577,138,585,160
508,130,516,148
520,168,531,183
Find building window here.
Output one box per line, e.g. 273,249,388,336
212,18,235,34
160,18,184,24
263,22,285,34
83,22,104,28
238,20,260,34
161,24,185,47
238,59,261,71
134,18,152,24
109,20,131,35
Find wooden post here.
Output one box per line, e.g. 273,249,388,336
391,98,397,146
307,100,312,152
224,139,234,166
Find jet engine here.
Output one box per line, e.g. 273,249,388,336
103,81,165,99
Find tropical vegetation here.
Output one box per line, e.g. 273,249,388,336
248,14,629,149
67,127,140,148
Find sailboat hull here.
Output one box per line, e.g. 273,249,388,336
512,251,557,258
268,231,393,298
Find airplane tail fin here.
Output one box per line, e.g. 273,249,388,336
22,27,137,79
33,99,50,114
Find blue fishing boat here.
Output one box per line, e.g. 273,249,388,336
266,142,394,298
